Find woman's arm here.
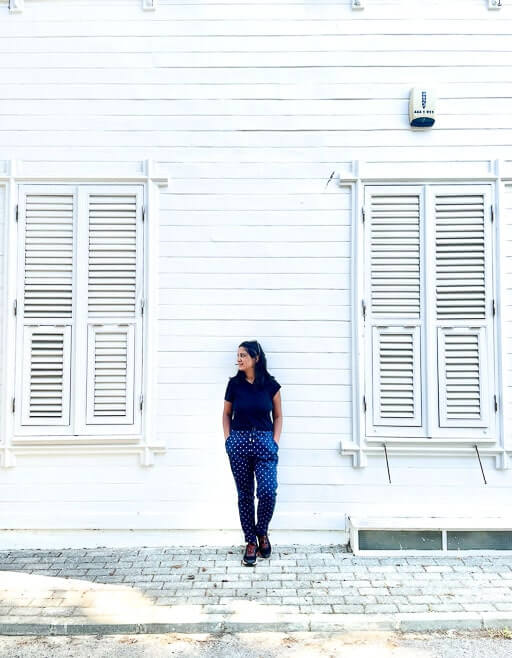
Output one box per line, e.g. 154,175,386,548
272,391,283,444
222,400,232,440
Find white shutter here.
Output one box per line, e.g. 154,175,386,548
432,186,494,435
437,327,488,428
21,326,72,426
86,325,135,425
372,326,422,427
83,188,143,430
88,193,137,317
23,193,74,318
369,192,421,318
16,188,75,433
364,186,424,437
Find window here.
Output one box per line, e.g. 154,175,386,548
13,184,145,438
362,183,496,442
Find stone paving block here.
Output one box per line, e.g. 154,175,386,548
312,597,345,605
300,605,333,613
332,604,365,613
365,604,398,613
397,604,429,613
278,573,298,581
430,603,465,612
268,588,298,597
376,595,408,605
367,566,397,573
408,595,442,604
359,587,389,596
9,608,46,617
388,587,424,596
235,588,267,597
462,603,498,612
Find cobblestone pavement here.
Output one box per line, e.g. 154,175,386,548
0,545,511,633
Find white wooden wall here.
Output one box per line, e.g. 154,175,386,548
0,184,4,452
0,0,511,547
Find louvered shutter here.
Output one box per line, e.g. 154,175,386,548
432,186,493,433
364,186,424,435
83,188,143,429
16,188,75,432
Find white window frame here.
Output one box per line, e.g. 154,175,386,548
0,160,167,468
364,182,496,443
339,159,510,470
14,183,145,438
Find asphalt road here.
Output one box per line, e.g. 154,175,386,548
0,630,511,657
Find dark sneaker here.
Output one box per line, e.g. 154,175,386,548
257,535,272,559
242,542,257,566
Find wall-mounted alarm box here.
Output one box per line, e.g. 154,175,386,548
409,88,436,128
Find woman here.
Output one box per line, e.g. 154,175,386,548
222,340,283,566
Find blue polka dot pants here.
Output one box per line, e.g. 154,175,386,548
225,429,279,544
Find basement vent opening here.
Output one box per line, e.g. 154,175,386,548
359,530,442,551
357,530,512,552
447,531,512,551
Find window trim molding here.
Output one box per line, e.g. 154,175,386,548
0,160,168,468
7,1,157,13
340,159,511,470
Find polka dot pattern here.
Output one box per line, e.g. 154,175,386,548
225,429,279,544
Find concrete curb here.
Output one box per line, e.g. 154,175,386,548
0,613,511,635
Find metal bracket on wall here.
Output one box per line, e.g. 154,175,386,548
488,0,502,9
142,0,157,10
9,0,24,13
352,0,365,9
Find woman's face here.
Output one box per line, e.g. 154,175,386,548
237,346,258,371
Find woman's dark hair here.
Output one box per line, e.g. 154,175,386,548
234,340,275,390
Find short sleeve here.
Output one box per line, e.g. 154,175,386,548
268,378,281,399
224,378,235,402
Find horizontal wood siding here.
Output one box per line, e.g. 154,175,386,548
0,186,4,446
502,185,512,457
0,0,511,537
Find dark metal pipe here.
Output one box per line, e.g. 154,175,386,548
474,444,487,485
383,443,392,484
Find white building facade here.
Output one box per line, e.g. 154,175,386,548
1,0,512,550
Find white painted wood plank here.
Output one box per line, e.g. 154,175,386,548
158,398,351,416
3,17,512,38
158,257,350,274
157,242,350,259
2,66,512,85
3,146,512,161
158,383,351,401
158,289,349,306
157,351,350,370
159,212,351,227
157,304,349,321
5,477,510,503
160,226,349,243
1,85,511,107
157,367,350,386
4,34,512,54
3,130,512,148
158,319,351,337
4,114,512,131
157,273,351,288
156,335,352,352
3,2,512,21
2,50,511,68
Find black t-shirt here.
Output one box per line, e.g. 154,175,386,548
224,375,281,432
